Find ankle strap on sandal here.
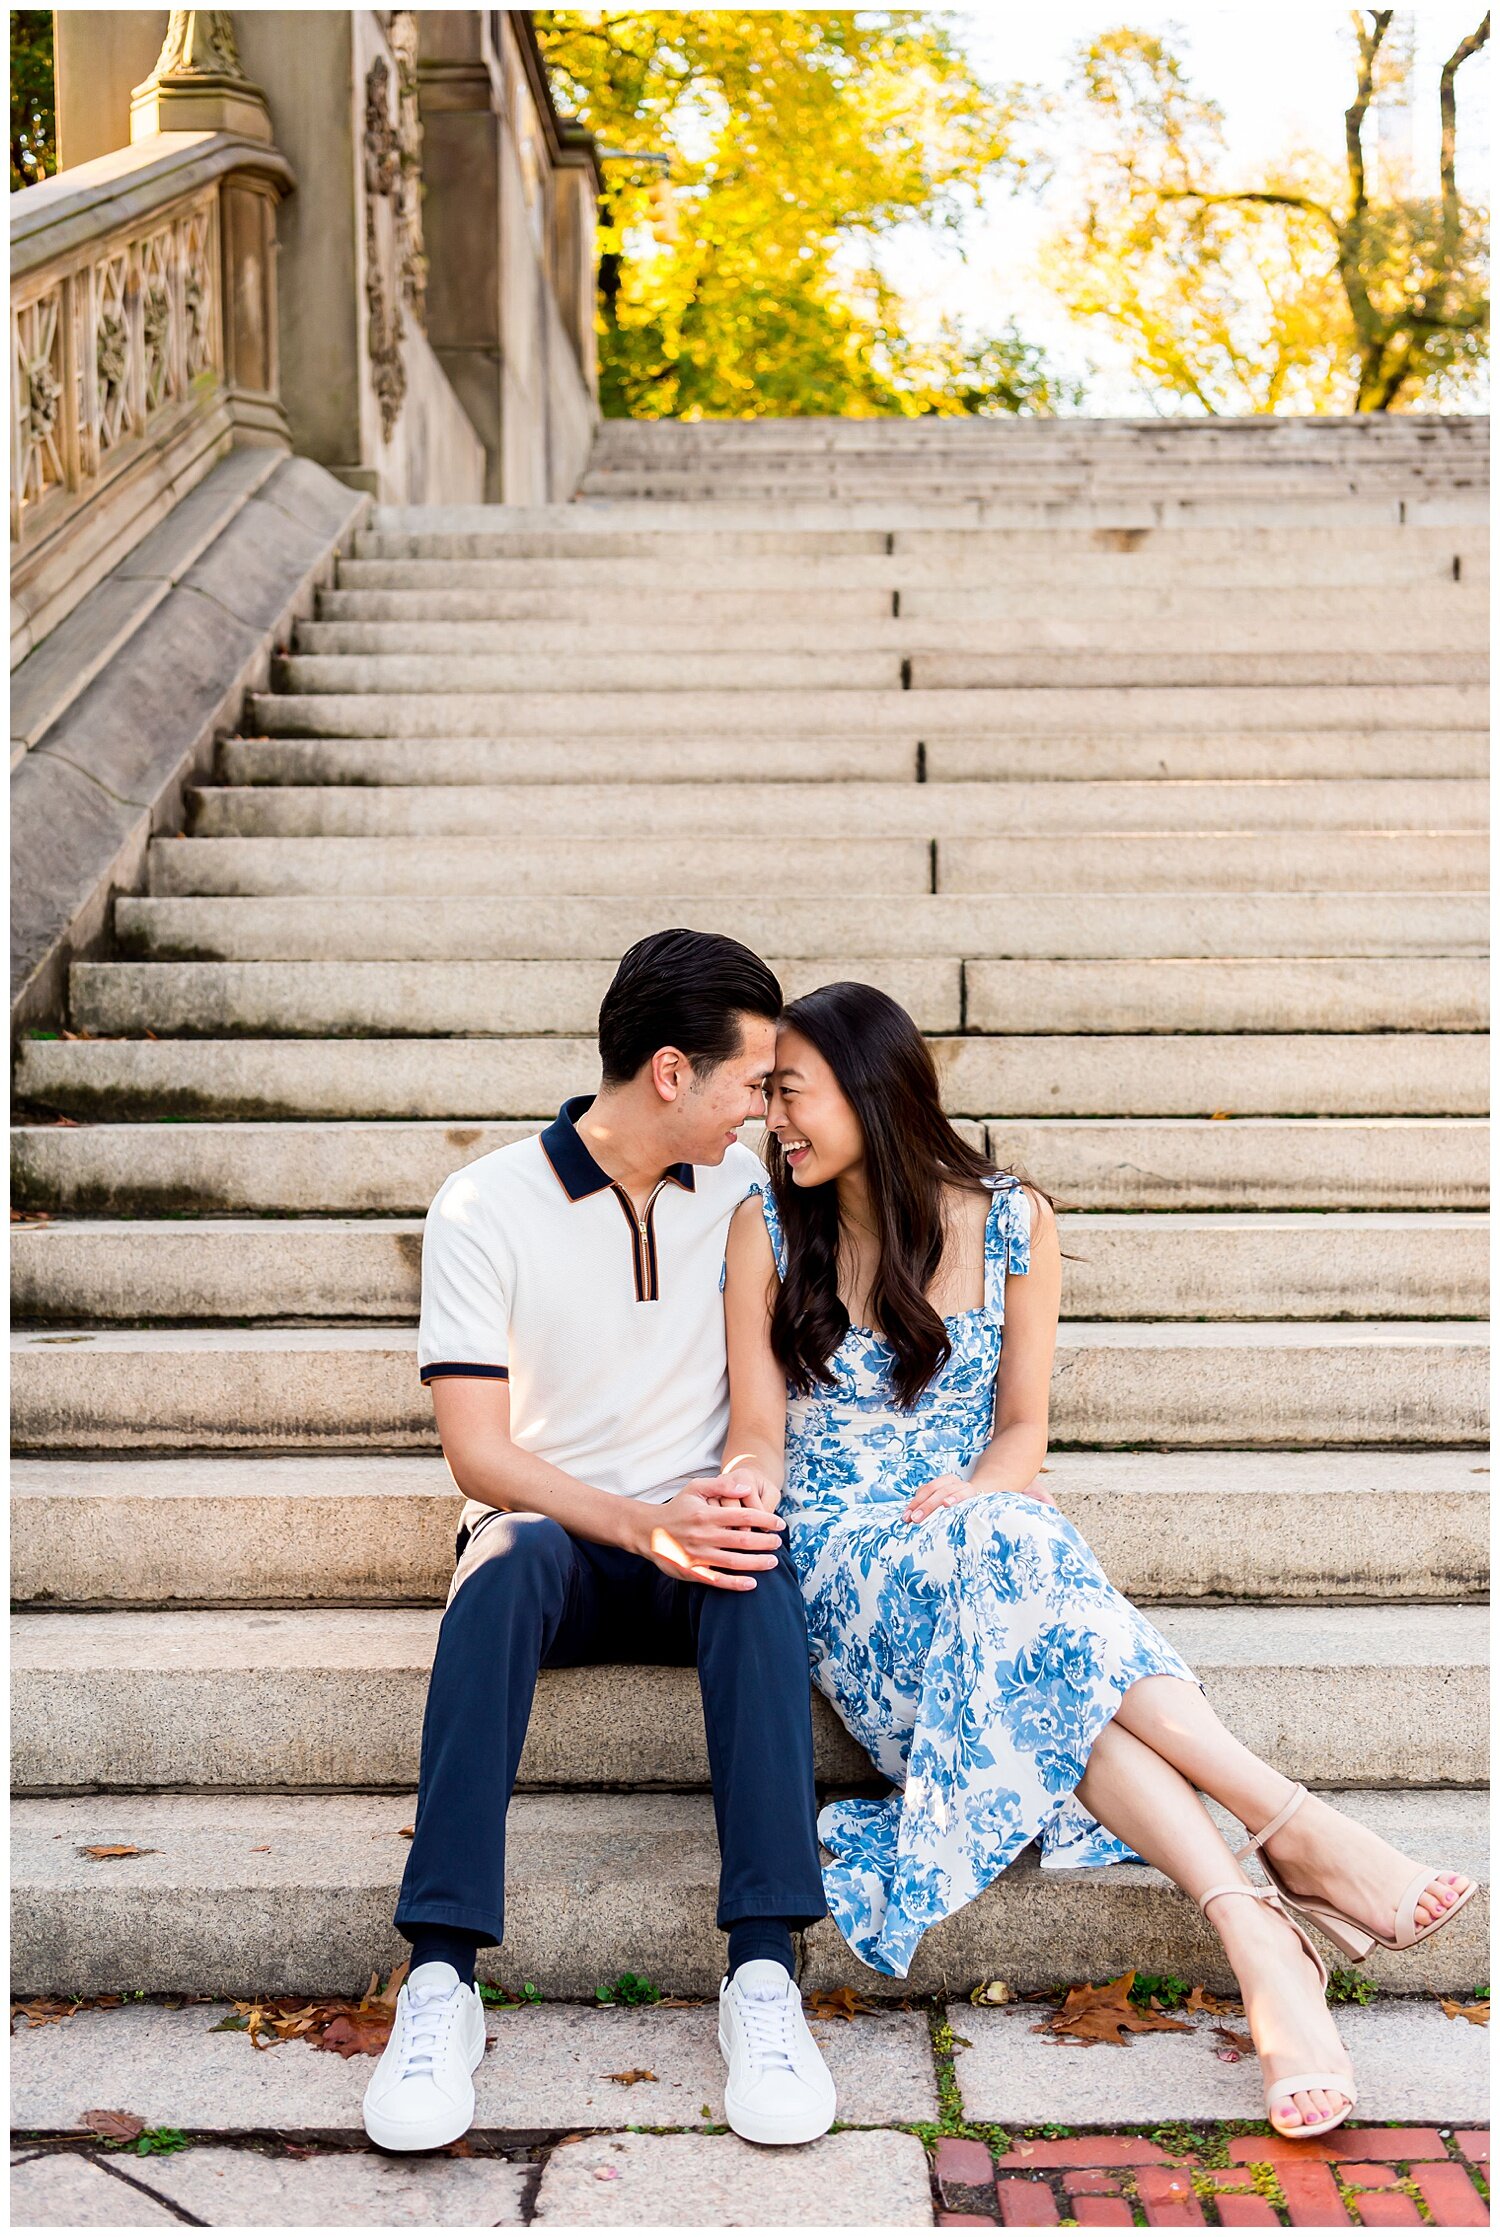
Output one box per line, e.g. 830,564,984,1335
1199,1880,1277,1917
1233,1781,1309,1864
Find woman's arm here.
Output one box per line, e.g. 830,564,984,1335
904,1186,1062,1521
716,1194,788,1509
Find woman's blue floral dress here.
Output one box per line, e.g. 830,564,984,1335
745,1176,1200,1979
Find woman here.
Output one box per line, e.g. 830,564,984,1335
719,981,1474,2142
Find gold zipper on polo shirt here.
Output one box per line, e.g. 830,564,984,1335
609,1177,671,1302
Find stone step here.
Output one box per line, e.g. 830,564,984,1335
314,581,1487,627
13,1213,1488,1327
296,615,1489,661
336,544,1484,592
139,833,1487,898
218,729,1492,786
16,1034,1489,1122
247,683,1487,738
11,1603,1487,1795
183,777,1490,840
114,891,1490,963
67,957,1491,1039
10,1322,1487,1452
12,1451,1487,1608
10,1787,1488,1997
13,1119,1489,1219
352,492,1487,532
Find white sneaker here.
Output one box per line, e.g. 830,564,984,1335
362,1962,487,2151
718,1960,837,2146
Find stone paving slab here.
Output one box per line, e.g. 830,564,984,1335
531,2129,935,2226
948,1999,1491,2127
105,2144,531,2226
10,2149,180,2225
10,2000,937,2133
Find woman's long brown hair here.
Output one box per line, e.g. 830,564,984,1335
766,981,1057,1409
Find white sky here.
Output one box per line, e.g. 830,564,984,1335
874,5,1492,410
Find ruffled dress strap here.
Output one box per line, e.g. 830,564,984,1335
746,1178,789,1279
983,1176,1032,1313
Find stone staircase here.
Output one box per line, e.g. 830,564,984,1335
11,414,1489,2003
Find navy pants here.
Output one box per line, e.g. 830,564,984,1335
394,1509,829,1947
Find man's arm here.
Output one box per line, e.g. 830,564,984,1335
432,1378,786,1591
709,1194,788,1509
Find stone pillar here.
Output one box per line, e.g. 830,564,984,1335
129,11,272,142
416,12,506,501
54,13,166,171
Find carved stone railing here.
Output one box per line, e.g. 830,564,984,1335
11,130,295,663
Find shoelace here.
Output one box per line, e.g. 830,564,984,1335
737,1985,798,2073
397,1985,457,2079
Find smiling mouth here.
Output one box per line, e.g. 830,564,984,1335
782,1137,812,1164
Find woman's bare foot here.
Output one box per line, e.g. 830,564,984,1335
1208,1889,1354,2136
1259,1788,1471,1939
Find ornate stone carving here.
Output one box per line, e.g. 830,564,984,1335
15,292,65,508
150,10,246,79
363,53,407,441
387,11,428,324
131,10,273,142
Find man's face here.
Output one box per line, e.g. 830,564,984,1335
673,1014,777,1164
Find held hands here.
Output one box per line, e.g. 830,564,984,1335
902,1472,1060,1524
641,1472,786,1591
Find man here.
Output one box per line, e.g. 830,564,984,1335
362,929,835,2152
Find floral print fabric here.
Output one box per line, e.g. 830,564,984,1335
747,1177,1199,1979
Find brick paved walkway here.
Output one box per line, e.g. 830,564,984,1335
937,2128,1490,2227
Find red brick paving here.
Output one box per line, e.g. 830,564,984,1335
1349,2198,1423,2229
995,2179,1059,2225
1214,2202,1281,2229
1409,2162,1491,2225
936,2219,997,2229
1456,2133,1491,2163
1135,2166,1207,2225
1071,2204,1133,2228
1340,2165,1404,2187
1066,2171,1124,2194
935,2137,997,2192
996,2134,1175,2168
1273,2161,1353,2225
1232,2129,1448,2165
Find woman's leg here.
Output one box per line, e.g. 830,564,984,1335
1076,1716,1353,2132
1109,1675,1468,1935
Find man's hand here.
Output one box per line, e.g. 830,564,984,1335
902,1472,1059,1524
640,1483,786,1590
698,1463,782,1512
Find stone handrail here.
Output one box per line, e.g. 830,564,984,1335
11,129,295,663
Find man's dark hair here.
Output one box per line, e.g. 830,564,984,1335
598,929,783,1085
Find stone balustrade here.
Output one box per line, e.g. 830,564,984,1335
10,129,294,664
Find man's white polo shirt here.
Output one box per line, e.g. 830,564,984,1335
418,1093,765,1505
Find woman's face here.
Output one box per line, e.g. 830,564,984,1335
767,1024,865,1187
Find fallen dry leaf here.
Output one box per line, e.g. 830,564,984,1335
216,1963,412,2058
12,1998,80,2030
1209,1110,1233,1121
398,1825,415,1839
1186,1984,1243,2017
606,2069,658,2086
249,1846,271,1854
1033,1971,1192,2049
1439,1998,1489,2027
77,1845,158,1861
969,1979,1014,2006
81,2109,146,2141
807,1986,875,2022
1214,2025,1255,2055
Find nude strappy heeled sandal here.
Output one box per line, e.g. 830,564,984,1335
1234,1782,1477,1962
1199,1880,1357,2141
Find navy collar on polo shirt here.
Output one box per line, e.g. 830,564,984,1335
541,1094,697,1203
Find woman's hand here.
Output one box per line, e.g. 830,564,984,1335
902,1472,1059,1524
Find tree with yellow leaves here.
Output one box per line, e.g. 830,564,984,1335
1043,11,1489,413
536,10,1078,418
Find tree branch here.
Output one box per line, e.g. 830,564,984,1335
1440,13,1490,224
1157,187,1341,237
1345,9,1393,218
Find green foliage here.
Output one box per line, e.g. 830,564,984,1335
11,10,55,192
1042,18,1489,412
1327,1968,1378,2005
595,1971,663,2005
1129,1972,1191,2009
536,10,1073,417
479,1978,542,2006
116,2129,189,2156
